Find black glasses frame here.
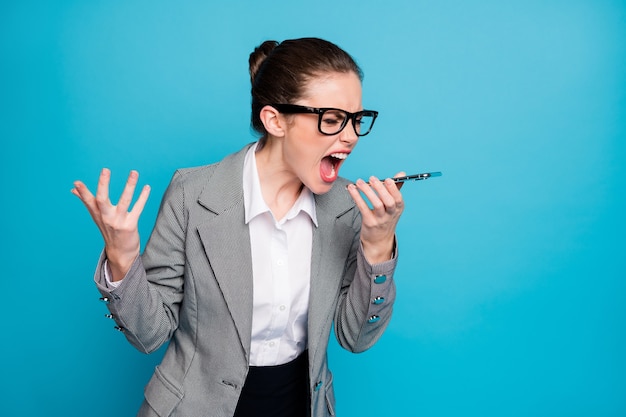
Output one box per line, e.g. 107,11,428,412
271,103,379,137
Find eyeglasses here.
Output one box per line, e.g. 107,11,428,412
271,104,378,137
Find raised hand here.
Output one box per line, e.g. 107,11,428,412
71,168,151,281
346,173,405,264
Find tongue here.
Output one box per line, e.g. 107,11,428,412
320,156,338,183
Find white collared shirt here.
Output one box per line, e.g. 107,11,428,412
243,142,316,366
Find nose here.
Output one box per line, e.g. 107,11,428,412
339,118,359,146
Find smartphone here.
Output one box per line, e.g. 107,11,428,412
390,172,442,183
358,172,442,186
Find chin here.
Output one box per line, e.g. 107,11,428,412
308,180,335,195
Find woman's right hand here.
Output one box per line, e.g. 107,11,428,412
72,168,151,282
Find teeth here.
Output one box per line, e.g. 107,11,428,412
330,153,348,160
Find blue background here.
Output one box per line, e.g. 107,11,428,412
2,0,625,415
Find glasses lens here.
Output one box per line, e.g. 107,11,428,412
319,109,348,135
354,112,375,136
319,109,376,136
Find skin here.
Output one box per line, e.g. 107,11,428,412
71,70,404,280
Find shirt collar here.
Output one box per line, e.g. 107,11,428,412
243,142,318,227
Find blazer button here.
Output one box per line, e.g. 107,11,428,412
373,275,387,284
104,313,115,319
372,296,385,305
368,315,381,324
99,297,110,304
114,326,125,332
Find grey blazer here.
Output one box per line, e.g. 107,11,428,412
95,144,397,417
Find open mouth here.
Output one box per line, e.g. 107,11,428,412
320,152,348,183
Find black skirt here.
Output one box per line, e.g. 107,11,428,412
233,351,310,417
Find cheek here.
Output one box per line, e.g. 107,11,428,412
287,133,324,165
291,145,320,173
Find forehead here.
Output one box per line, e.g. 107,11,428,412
299,71,363,111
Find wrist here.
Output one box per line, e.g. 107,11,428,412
105,249,138,282
361,236,395,264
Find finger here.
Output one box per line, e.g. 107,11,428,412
392,171,407,191
353,179,387,220
72,180,97,210
128,184,151,220
117,170,140,213
361,177,393,215
71,180,93,201
383,178,405,212
346,182,375,218
385,174,406,203
95,168,112,210
72,181,108,227
377,172,406,204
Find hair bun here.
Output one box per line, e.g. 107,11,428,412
249,40,279,84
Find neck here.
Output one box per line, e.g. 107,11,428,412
254,140,304,220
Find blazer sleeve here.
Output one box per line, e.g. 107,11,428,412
333,209,398,353
94,171,187,354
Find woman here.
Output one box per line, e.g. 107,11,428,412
72,37,405,417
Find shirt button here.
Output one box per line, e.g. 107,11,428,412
279,305,286,311
269,341,276,347
277,259,285,266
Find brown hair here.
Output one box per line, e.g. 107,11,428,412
249,37,363,144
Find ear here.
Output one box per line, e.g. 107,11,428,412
259,105,286,137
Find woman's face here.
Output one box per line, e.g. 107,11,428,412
281,71,363,195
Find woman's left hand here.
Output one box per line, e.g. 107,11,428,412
346,172,406,264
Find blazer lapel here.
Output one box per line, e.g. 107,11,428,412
308,185,356,366
196,145,254,359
